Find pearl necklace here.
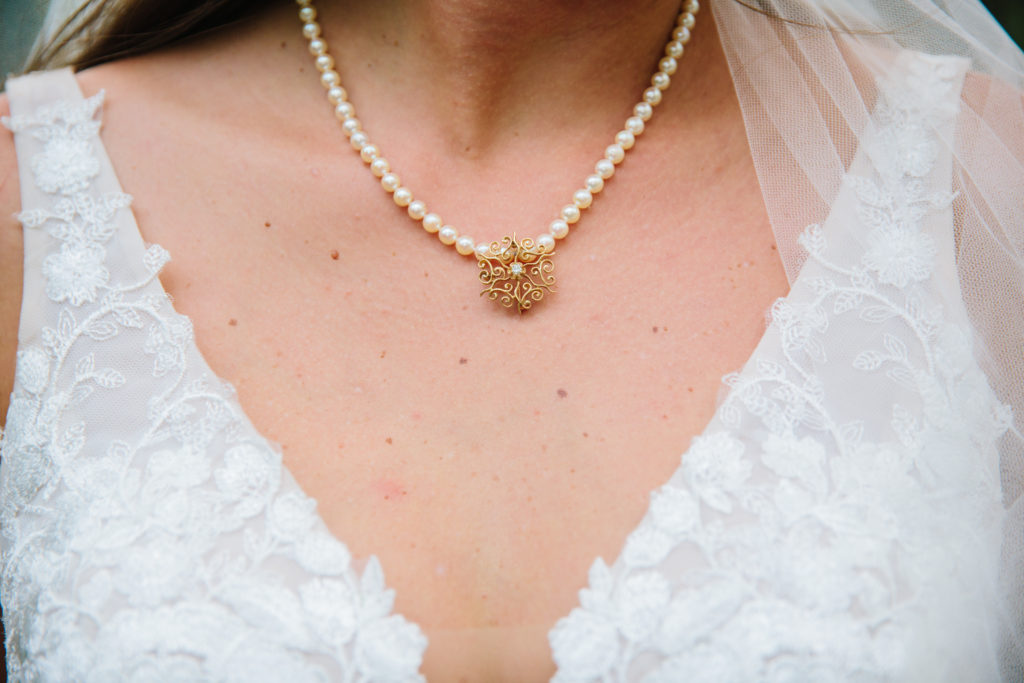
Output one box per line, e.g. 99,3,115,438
295,0,698,312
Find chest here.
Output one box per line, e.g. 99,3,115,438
95,94,788,679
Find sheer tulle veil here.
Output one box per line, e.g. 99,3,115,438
12,0,1024,678
711,0,1024,677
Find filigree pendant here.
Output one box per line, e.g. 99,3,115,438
478,234,555,313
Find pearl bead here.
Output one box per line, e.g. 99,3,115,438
615,130,635,150
393,187,413,207
307,38,326,56
659,57,678,75
302,22,320,39
595,159,615,179
550,219,570,238
652,72,671,90
407,200,427,220
666,41,684,58
685,0,700,14
634,102,653,121
536,234,556,253
644,87,663,106
334,102,354,119
438,226,458,245
370,158,390,177
381,173,401,192
681,12,696,29
359,144,379,162
585,174,605,193
328,86,347,105
605,144,625,164
561,205,581,224
341,118,361,136
455,236,476,255
422,213,442,233
298,6,316,21
573,189,593,208
320,70,340,88
315,54,333,72
625,116,645,135
349,131,368,149
675,26,692,45
475,243,491,258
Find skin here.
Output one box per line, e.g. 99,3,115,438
0,0,790,679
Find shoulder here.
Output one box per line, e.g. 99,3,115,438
0,90,22,428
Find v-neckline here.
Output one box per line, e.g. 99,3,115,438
76,75,793,675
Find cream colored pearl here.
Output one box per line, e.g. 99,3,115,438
652,72,671,90
666,41,684,58
455,236,476,255
315,54,333,72
439,226,458,245
615,130,635,150
370,158,390,177
393,187,413,207
681,12,696,29
644,87,663,106
585,174,605,193
659,56,678,75
360,144,379,162
298,6,316,21
320,70,340,88
474,243,491,258
308,38,327,56
349,131,368,150
550,219,570,238
422,213,442,233
536,234,556,253
595,159,615,179
381,173,401,193
561,205,581,224
407,200,427,220
341,118,361,136
675,26,692,44
327,86,347,105
334,102,354,119
302,22,320,39
605,144,625,164
634,102,653,121
573,189,593,209
685,0,700,13
625,116,645,135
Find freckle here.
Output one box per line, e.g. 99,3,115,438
280,41,286,49
264,221,271,227
338,442,345,449
330,249,339,260
380,350,386,359
533,409,541,416
459,357,468,364
688,386,694,392
385,437,393,445
424,271,429,277
570,468,576,474
276,350,283,357
228,318,238,326
583,432,589,438
557,388,568,398
663,326,667,331
412,412,422,420
661,414,668,419
771,244,777,250
652,326,658,333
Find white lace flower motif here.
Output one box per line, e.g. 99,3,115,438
143,316,192,377
683,432,751,513
15,347,51,395
649,485,700,537
42,241,109,306
214,443,282,519
32,136,100,194
354,615,427,682
549,607,621,680
761,434,827,494
862,227,936,288
300,579,357,649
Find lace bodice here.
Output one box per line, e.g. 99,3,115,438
0,53,1013,681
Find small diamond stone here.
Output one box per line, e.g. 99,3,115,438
510,262,524,276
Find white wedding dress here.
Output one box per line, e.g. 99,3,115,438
2,9,1022,682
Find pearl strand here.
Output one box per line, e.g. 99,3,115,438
295,0,698,258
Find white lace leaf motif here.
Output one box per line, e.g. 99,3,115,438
548,53,1009,683
1,86,427,681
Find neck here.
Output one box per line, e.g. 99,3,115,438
311,0,689,156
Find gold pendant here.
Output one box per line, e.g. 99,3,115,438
478,234,555,313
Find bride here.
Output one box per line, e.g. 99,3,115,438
1,0,1021,680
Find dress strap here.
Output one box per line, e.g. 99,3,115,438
3,68,164,347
